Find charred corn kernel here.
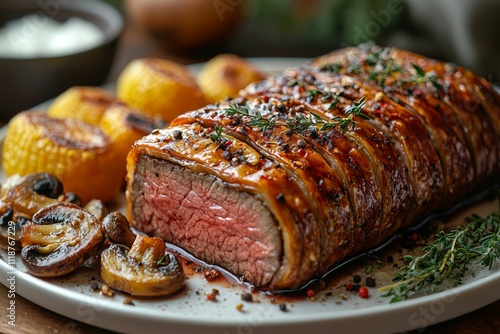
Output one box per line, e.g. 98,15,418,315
2,111,123,204
47,86,116,125
117,58,207,122
197,54,265,103
99,102,166,180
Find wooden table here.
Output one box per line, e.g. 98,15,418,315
1,22,499,334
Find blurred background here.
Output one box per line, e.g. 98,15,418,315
108,0,500,83
1,0,499,119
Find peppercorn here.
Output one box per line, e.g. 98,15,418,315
277,104,287,113
353,274,361,283
241,292,253,302
366,277,376,287
297,139,306,148
172,130,183,140
279,303,287,312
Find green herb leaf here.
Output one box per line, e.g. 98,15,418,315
210,125,232,149
379,212,500,302
412,63,426,77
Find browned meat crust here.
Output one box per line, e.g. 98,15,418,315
126,44,500,290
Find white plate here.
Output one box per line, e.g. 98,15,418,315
0,58,499,334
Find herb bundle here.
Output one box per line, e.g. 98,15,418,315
380,212,500,303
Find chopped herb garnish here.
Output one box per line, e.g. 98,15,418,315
327,93,340,110
320,63,342,73
156,254,167,266
246,112,276,132
225,104,250,117
210,125,232,149
380,212,500,303
363,259,383,275
404,64,443,90
305,89,333,103
365,48,403,87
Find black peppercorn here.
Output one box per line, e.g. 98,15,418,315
366,277,376,287
172,130,183,140
241,292,253,302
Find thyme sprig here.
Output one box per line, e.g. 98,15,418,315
246,112,276,132
224,97,368,135
225,104,250,117
224,104,276,132
380,212,500,303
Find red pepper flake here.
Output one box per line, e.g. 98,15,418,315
307,289,315,297
359,287,369,298
412,232,419,242
298,87,305,94
376,110,383,115
206,289,219,301
390,112,398,117
263,96,269,103
381,102,387,109
345,284,353,291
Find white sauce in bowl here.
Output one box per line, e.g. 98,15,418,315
0,14,104,58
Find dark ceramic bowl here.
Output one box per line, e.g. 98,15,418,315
0,0,123,122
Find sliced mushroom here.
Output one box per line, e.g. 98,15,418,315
0,174,22,198
102,211,136,247
101,235,185,296
0,200,16,250
7,173,64,216
84,199,109,222
21,202,104,277
59,192,82,207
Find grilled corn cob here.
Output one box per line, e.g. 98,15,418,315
2,111,123,203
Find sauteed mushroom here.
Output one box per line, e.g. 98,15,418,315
101,235,185,296
84,199,109,222
102,211,136,247
7,173,63,216
0,200,14,249
21,202,104,277
0,200,27,251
